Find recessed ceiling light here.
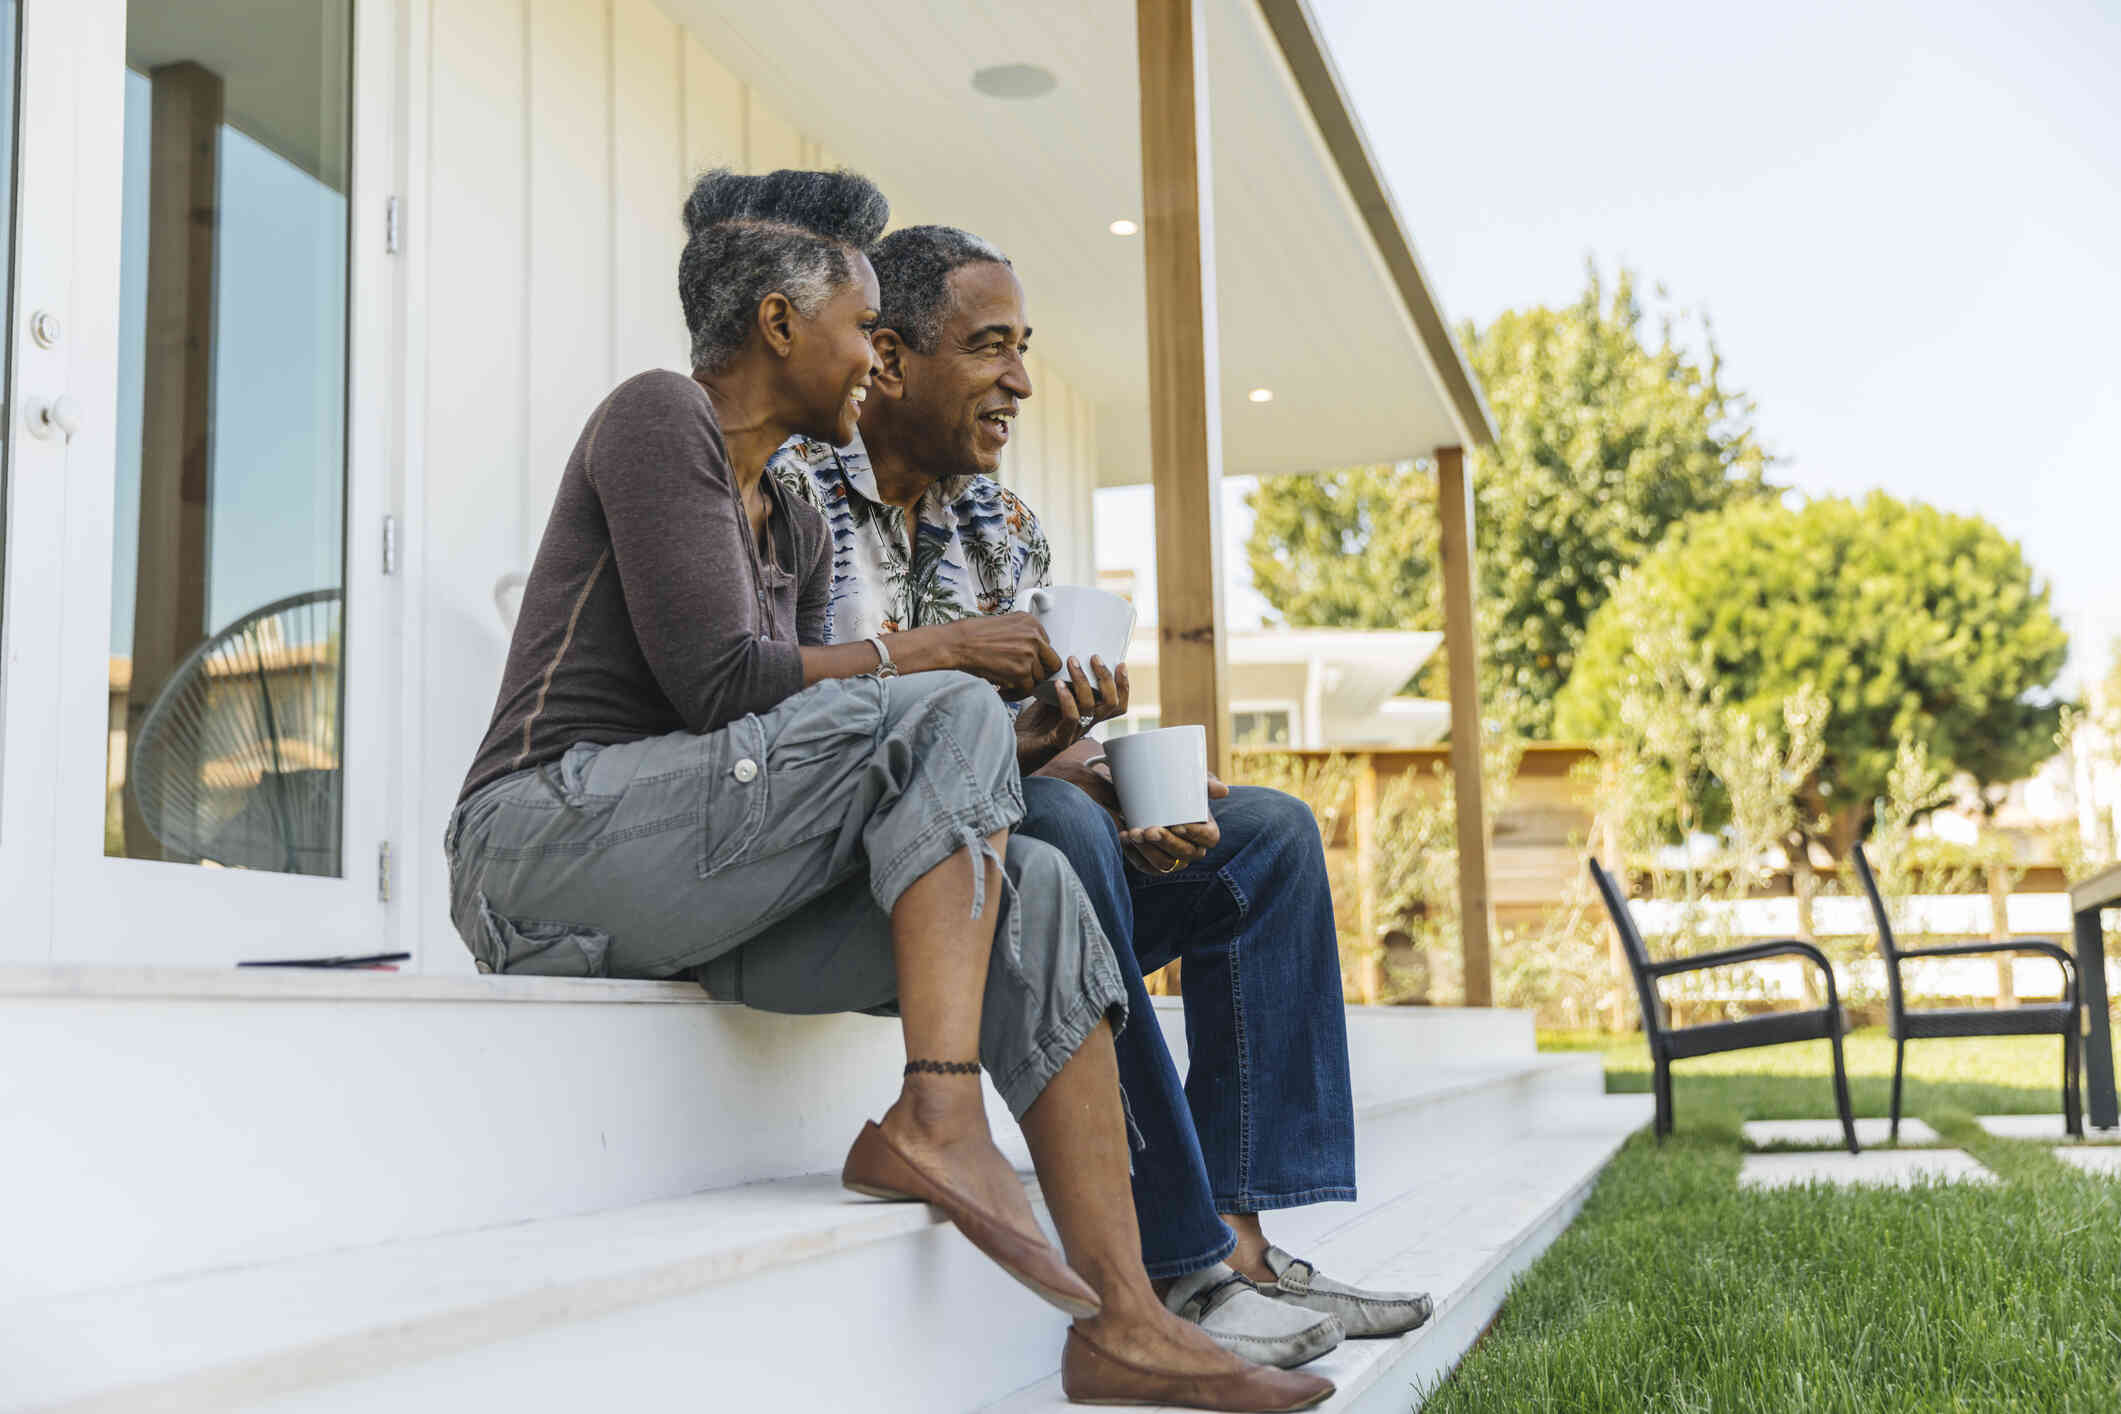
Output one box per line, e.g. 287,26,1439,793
1248,388,1274,403
1108,219,1139,236
972,64,1057,100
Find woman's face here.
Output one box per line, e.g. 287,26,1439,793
787,252,882,445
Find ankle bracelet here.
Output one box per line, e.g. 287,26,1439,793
904,1059,981,1077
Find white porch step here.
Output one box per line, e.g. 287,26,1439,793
3,1054,1613,1413
0,966,1534,1304
983,1097,1654,1414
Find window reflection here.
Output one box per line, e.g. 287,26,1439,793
104,2,351,876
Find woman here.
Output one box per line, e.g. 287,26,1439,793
444,168,1329,1411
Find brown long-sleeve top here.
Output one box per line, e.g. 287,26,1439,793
460,371,831,802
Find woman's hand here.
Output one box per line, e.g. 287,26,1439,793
1015,657,1128,774
917,614,1062,699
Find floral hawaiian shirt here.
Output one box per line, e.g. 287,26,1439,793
768,432,1052,643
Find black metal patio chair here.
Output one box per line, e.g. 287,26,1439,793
1849,843,2081,1140
1588,858,1859,1153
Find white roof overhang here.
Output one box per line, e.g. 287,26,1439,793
660,0,1493,486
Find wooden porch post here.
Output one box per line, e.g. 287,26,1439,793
1436,446,1495,1005
1135,0,1230,778
123,61,223,860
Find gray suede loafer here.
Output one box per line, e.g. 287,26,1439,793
1163,1262,1346,1369
1256,1245,1434,1338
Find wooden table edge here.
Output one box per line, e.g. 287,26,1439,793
2070,862,2121,914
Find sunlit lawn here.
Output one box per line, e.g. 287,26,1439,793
1421,1027,2121,1413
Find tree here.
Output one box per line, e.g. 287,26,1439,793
1555,492,2070,855
1244,264,1773,730
1244,463,1436,633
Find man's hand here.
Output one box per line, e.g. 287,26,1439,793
1015,658,1128,773
1121,773,1230,875
935,613,1062,699
1040,754,1233,875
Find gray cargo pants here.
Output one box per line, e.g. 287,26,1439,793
444,671,1127,1118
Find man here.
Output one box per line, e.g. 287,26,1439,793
770,225,1433,1369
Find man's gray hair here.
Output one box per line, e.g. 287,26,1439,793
868,225,1013,354
678,168,890,373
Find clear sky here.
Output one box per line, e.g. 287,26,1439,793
1099,0,2120,688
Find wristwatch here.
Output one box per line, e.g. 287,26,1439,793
866,634,900,679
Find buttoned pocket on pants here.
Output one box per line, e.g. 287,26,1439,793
701,678,885,879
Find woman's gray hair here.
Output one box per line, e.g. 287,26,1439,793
678,168,890,373
868,225,1012,354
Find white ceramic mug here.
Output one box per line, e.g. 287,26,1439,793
1092,724,1212,828
1026,585,1137,706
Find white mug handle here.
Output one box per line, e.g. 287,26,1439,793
1028,587,1052,614
493,571,530,631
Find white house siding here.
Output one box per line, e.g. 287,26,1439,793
997,352,1099,590
415,0,1101,968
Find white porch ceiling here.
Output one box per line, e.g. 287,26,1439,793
661,0,1485,486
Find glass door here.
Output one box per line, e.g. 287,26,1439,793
31,0,398,965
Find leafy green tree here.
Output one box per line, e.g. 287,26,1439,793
1244,264,1773,730
1555,492,2070,854
1245,463,1436,633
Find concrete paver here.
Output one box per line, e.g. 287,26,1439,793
1738,1148,1996,1190
2053,1147,2121,1177
1743,1118,1939,1148
1976,1114,2121,1143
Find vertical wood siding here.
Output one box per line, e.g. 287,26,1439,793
418,0,1104,964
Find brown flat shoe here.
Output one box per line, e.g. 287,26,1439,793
1061,1327,1335,1411
841,1120,1101,1319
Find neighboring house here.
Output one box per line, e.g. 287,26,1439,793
1925,740,2116,877
1,2,1646,1408
1104,623,1450,748
1090,571,1451,749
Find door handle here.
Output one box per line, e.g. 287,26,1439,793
25,394,80,442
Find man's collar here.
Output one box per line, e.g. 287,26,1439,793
813,428,876,507
826,430,977,517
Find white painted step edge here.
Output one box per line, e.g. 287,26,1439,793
980,1096,1654,1414
1334,1102,1653,1414
7,1176,952,1414
3,985,1538,1304
6,1057,1602,1413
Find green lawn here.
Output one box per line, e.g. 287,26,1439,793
1421,1028,2121,1413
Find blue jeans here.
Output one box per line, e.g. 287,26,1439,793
1018,775,1357,1279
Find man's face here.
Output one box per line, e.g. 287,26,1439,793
890,262,1033,480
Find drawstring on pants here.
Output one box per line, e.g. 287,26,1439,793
962,824,1009,922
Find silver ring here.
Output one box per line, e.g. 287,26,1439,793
1076,715,1095,731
